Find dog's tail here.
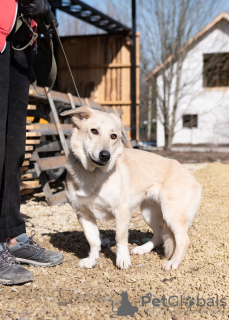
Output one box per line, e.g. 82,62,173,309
162,224,176,259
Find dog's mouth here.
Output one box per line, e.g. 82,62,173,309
90,157,106,167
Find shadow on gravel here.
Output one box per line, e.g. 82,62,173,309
46,229,164,266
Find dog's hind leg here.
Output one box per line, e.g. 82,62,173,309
162,205,190,270
77,213,101,268
131,201,163,255
162,227,189,270
162,178,201,270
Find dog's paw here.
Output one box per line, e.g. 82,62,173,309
131,246,146,255
116,244,131,269
116,254,131,269
131,242,153,255
77,258,98,269
163,260,180,270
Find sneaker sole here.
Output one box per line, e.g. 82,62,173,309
16,256,64,267
0,277,33,286
0,278,12,285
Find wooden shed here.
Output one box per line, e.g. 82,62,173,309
56,33,140,139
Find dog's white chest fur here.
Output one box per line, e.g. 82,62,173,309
66,155,121,221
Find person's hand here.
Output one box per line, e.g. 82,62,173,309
19,0,58,26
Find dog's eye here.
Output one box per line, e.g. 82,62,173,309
111,134,117,140
91,129,99,135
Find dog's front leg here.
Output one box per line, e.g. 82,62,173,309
115,207,131,270
77,213,101,268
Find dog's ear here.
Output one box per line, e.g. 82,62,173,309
109,113,122,128
60,106,92,128
60,106,92,118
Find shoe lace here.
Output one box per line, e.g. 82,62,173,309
27,230,45,253
0,247,19,267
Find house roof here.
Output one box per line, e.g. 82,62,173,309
146,11,229,80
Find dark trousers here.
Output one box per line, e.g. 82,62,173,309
0,38,31,241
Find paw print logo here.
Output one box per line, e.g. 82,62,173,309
184,296,195,307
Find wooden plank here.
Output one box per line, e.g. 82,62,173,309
26,132,41,137
33,123,73,136
20,181,40,190
36,156,66,171
99,100,140,105
49,191,67,206
21,167,28,172
35,141,63,153
22,161,29,167
27,104,36,110
67,92,76,109
29,86,46,95
25,146,34,151
24,153,32,159
21,188,34,196
29,85,103,110
34,162,53,205
26,139,41,145
26,124,39,130
46,88,69,157
58,63,140,69
21,170,37,180
21,173,33,180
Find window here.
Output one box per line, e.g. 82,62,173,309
183,114,198,128
203,53,229,87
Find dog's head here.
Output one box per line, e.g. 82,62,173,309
61,106,124,172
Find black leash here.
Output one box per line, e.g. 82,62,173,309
51,21,82,106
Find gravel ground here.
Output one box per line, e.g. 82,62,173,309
1,162,229,320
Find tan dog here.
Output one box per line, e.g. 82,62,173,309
61,106,202,270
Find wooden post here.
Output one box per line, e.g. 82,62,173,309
131,0,137,142
147,84,152,141
67,92,76,109
46,88,69,157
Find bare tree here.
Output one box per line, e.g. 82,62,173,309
140,0,219,150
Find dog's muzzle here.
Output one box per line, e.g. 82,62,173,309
90,150,111,167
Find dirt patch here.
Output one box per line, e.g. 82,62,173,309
0,162,229,319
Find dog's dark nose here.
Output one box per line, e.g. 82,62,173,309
99,150,110,162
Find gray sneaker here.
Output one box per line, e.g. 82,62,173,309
9,231,64,267
0,243,34,285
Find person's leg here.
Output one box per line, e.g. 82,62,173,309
0,39,33,285
4,40,64,267
0,41,30,240
0,37,27,240
0,38,11,241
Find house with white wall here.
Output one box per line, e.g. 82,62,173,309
148,12,229,149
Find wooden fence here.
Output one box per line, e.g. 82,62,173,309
56,33,140,139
